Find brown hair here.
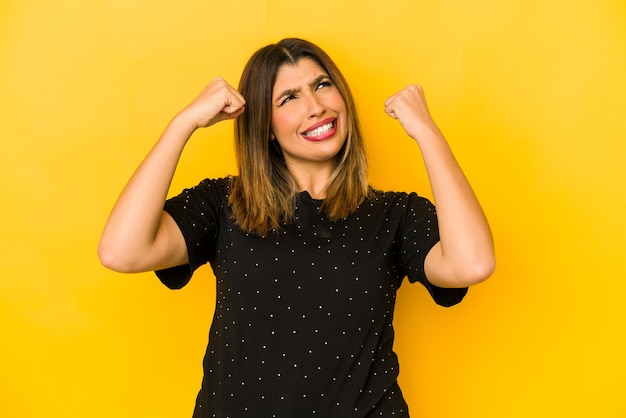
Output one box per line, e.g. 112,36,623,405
229,38,369,235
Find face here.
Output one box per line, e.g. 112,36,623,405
270,58,348,171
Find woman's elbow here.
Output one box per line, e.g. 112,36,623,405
428,255,495,288
461,255,496,286
97,241,135,273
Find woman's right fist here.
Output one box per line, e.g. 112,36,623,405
180,77,246,130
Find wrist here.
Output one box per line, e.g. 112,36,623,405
411,123,444,144
169,111,199,138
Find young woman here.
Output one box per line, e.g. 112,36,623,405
98,38,494,417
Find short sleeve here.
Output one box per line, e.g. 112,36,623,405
155,178,229,289
398,193,468,307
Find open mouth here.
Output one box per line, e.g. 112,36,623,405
302,119,337,141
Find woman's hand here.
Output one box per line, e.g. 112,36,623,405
384,84,495,288
384,84,439,142
178,77,246,130
98,77,245,274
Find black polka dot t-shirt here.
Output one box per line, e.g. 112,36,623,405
156,177,467,417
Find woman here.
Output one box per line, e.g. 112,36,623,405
99,38,494,417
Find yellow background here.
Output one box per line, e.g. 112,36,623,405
2,0,625,416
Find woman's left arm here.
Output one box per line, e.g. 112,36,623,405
385,84,495,288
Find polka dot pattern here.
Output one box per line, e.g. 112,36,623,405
156,178,467,417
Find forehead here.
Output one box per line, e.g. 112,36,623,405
272,58,327,94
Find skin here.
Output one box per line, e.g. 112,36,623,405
270,58,348,198
385,85,495,286
98,58,494,288
98,77,245,273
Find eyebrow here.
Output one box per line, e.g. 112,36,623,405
274,74,330,104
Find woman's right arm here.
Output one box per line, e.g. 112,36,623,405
97,77,245,273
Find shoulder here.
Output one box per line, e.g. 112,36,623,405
181,177,233,199
358,188,437,229
366,187,434,211
164,177,233,213
196,177,232,192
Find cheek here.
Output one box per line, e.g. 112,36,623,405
271,111,298,136
331,94,347,116
333,97,348,123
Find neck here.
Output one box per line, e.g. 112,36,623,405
287,163,333,199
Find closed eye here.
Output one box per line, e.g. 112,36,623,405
276,77,333,107
279,94,296,106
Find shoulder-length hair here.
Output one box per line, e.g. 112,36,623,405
229,38,369,236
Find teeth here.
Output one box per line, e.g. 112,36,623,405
303,121,334,137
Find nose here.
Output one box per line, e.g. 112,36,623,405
306,92,325,118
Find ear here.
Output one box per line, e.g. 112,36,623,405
269,131,276,141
